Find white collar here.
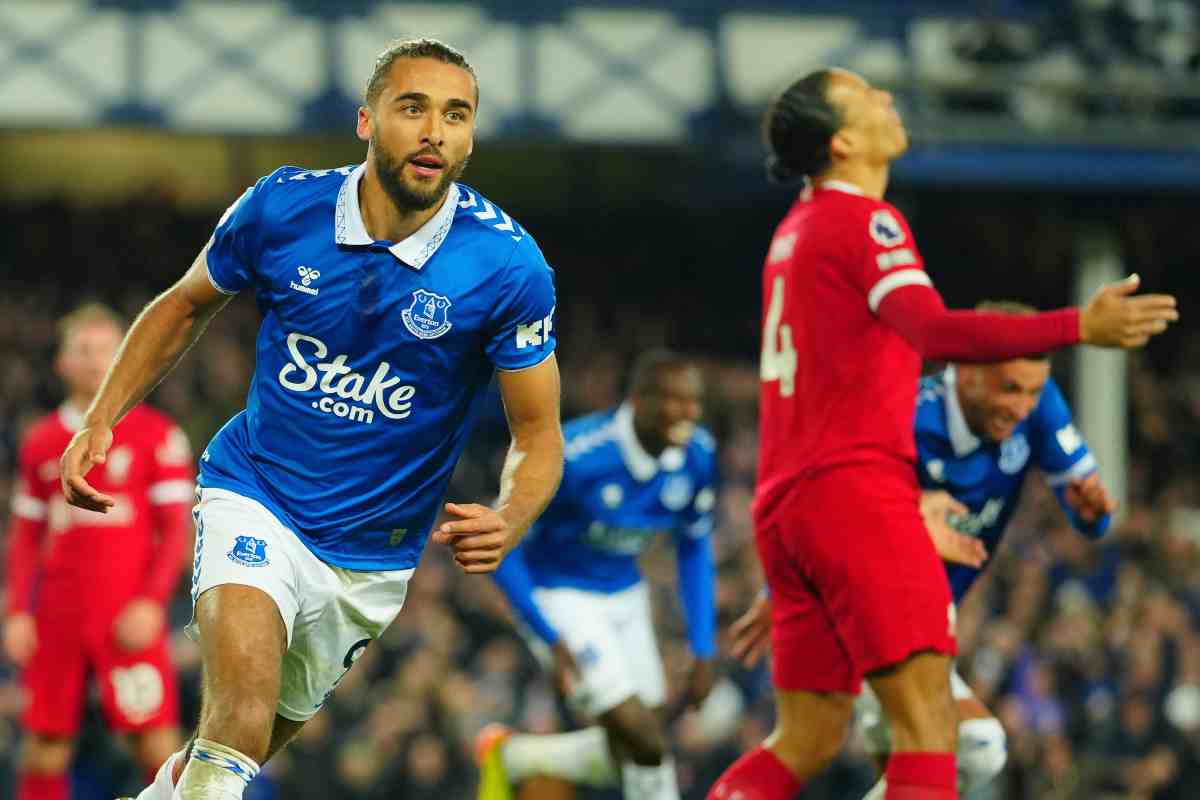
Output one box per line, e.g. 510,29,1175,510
59,402,85,433
942,366,982,457
614,403,685,482
819,179,866,196
334,162,459,270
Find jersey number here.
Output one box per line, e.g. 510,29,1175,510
760,275,797,397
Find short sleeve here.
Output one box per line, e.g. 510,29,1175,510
486,237,557,371
854,203,932,314
11,438,48,522
205,174,272,295
147,422,196,506
1034,379,1097,487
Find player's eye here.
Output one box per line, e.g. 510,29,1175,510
446,111,464,122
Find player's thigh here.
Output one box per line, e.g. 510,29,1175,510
531,586,635,718
190,488,304,709
798,466,956,678
93,633,180,735
754,515,859,695
21,614,88,738
276,562,413,723
611,582,667,709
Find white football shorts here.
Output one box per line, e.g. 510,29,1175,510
855,665,975,755
529,582,665,717
190,487,414,721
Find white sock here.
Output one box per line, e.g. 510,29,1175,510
621,757,679,800
500,726,618,787
862,777,886,800
173,738,259,799
137,749,185,800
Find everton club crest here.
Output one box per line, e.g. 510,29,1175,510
402,290,453,340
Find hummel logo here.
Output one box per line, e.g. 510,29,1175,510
290,266,321,296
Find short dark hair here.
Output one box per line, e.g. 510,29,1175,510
628,349,697,397
976,300,1050,360
762,69,841,184
363,37,478,108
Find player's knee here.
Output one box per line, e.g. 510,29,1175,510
956,717,1007,792
770,716,847,777
613,722,666,766
201,697,275,761
21,734,74,774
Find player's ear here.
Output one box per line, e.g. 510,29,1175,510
356,106,373,143
829,129,854,161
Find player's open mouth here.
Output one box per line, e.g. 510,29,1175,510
409,156,445,178
667,420,694,445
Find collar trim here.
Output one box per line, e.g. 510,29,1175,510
943,366,982,457
334,163,459,270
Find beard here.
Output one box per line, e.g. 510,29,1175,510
372,136,469,212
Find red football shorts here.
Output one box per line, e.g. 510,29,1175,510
755,461,956,695
22,607,179,735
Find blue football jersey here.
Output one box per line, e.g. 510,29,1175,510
492,404,719,656
916,367,1110,601
197,164,556,571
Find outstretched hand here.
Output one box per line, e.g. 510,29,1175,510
1065,473,1118,523
431,502,519,574
1080,273,1178,348
60,425,116,512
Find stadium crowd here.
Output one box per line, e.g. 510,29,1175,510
2,188,1200,799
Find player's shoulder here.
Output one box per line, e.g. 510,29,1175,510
453,183,539,257
916,373,948,410
1030,376,1073,428
563,409,620,463
915,374,950,433
242,164,353,217
685,425,718,465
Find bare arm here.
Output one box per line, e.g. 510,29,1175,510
432,354,564,573
494,354,564,536
61,247,233,511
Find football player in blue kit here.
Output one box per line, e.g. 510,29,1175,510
59,38,565,800
476,350,718,800
732,302,1117,799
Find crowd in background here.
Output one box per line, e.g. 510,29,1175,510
1,187,1200,799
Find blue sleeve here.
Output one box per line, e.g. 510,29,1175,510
1052,486,1111,539
672,453,718,659
491,543,560,646
486,237,557,371
205,174,273,294
674,533,717,659
1036,380,1109,539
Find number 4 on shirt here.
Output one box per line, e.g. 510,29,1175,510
761,275,797,397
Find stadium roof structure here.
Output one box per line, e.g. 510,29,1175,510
1,0,1198,188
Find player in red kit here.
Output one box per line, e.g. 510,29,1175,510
707,69,1179,800
4,304,193,800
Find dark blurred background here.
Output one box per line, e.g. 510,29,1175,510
3,1,1200,798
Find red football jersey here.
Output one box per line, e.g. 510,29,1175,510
9,404,194,619
754,181,933,522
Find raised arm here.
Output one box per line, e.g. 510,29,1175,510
433,354,564,574
876,273,1177,362
61,247,233,512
